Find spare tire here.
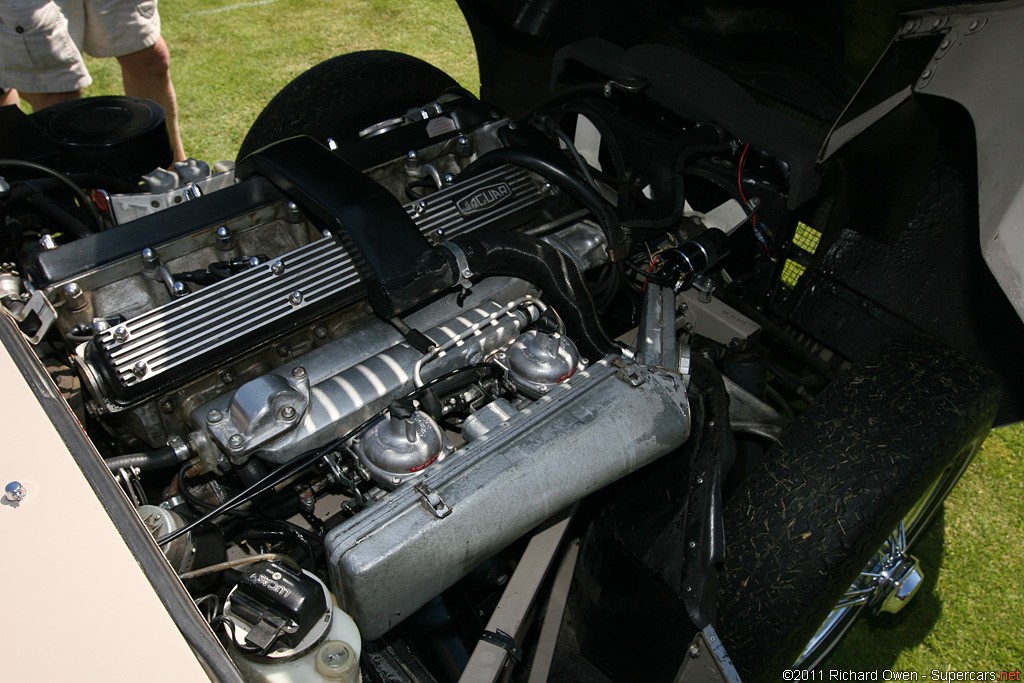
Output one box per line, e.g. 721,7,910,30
238,50,461,159
716,335,1000,681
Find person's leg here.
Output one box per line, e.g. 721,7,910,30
0,1,90,111
1,87,22,108
117,37,184,161
19,89,80,110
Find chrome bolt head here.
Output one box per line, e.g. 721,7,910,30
279,405,297,420
215,225,231,240
63,282,86,310
227,434,245,450
4,481,26,502
442,173,456,185
113,325,130,342
247,256,261,268
141,247,158,264
288,290,303,306
172,281,188,297
132,360,148,378
207,410,224,424
271,260,286,275
291,366,307,380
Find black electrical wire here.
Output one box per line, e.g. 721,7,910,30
0,158,104,232
552,127,598,190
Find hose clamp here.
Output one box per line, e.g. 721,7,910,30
439,242,474,290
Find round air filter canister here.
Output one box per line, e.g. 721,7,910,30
36,96,172,178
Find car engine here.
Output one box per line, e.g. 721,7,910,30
0,40,852,682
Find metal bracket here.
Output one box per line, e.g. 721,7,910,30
8,290,56,344
414,482,452,519
673,625,743,683
439,241,474,291
479,629,523,663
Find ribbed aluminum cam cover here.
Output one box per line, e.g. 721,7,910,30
83,164,546,408
358,411,452,489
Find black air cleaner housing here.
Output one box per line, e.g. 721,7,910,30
35,96,173,178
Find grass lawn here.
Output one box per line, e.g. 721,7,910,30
71,0,1023,676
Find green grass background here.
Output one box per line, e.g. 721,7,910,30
74,0,1022,676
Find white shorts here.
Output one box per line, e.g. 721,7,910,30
0,0,161,93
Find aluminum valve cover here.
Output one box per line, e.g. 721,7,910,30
82,165,546,407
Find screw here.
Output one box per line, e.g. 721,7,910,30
4,481,26,502
415,200,427,215
159,398,175,414
688,644,700,658
172,281,188,297
286,201,303,223
968,19,980,30
39,234,58,251
280,405,297,420
271,260,286,275
227,434,245,450
461,268,473,279
455,135,472,157
291,366,307,380
206,409,223,424
288,290,303,306
247,256,261,268
314,326,328,340
940,38,951,49
540,181,554,195
215,225,234,249
132,360,148,378
220,370,235,384
442,173,456,185
406,150,418,161
435,227,445,237
113,325,130,342
277,345,290,358
141,247,158,264
921,69,932,79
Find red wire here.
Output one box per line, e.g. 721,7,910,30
737,143,758,227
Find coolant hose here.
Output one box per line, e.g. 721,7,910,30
450,231,617,361
105,446,182,473
458,147,629,260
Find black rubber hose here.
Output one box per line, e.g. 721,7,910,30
451,231,617,361
24,192,93,238
457,147,628,259
105,446,182,473
0,158,104,232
